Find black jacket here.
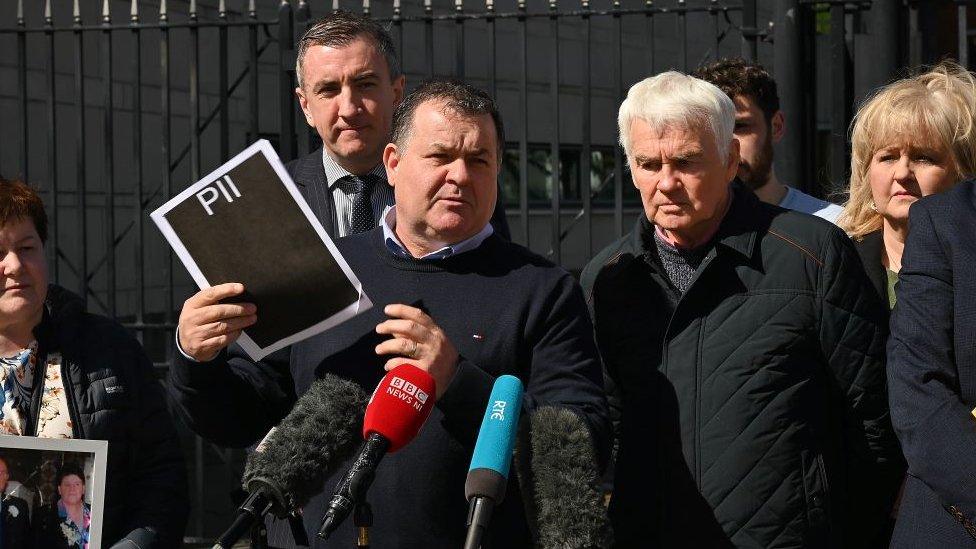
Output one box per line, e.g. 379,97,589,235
2,494,30,548
852,230,887,302
27,285,188,548
581,185,904,548
888,180,976,547
31,502,84,549
168,229,610,548
285,148,513,241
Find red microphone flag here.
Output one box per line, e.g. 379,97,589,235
364,363,437,453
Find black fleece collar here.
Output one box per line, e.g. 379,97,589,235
33,285,85,351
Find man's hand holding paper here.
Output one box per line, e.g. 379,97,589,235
152,140,371,361
178,283,257,362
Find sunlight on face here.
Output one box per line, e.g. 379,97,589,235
296,38,404,173
867,137,957,225
628,119,739,245
384,100,499,248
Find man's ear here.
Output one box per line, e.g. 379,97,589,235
770,110,785,144
726,138,741,179
383,143,401,185
296,87,314,127
391,75,406,107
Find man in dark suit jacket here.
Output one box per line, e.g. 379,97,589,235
888,179,976,547
286,10,509,240
0,457,30,548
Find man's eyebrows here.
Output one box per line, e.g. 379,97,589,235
633,148,703,162
425,143,490,156
672,148,704,159
312,78,339,92
352,71,380,82
311,72,379,91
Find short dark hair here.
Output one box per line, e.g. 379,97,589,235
693,57,780,123
0,177,48,243
296,10,400,89
391,80,505,158
56,462,85,487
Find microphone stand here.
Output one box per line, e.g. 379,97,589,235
464,497,494,549
319,433,389,539
354,500,373,548
288,513,311,547
250,520,269,549
213,492,273,549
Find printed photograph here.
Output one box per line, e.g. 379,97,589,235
0,437,107,549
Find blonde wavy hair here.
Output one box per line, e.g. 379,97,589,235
838,61,976,239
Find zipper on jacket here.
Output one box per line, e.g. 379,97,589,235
60,358,85,439
659,249,719,491
26,346,47,437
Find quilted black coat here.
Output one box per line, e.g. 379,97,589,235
581,185,905,548
26,285,189,548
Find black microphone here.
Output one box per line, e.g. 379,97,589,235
317,364,437,539
212,374,369,549
528,406,613,549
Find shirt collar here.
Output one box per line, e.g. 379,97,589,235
380,206,494,260
635,182,760,262
321,149,388,189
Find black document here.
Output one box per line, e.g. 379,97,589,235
151,140,371,360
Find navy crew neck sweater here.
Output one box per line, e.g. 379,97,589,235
168,227,610,548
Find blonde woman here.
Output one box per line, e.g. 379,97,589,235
839,62,976,307
843,62,976,547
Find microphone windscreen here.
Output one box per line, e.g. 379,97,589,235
363,363,436,453
465,375,524,501
530,406,613,548
243,374,368,512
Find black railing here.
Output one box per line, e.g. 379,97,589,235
0,0,760,336
4,0,957,541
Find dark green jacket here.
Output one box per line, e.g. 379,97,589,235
580,185,904,548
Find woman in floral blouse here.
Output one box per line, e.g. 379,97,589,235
32,463,90,549
0,178,187,546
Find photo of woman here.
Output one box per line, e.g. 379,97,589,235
32,463,91,549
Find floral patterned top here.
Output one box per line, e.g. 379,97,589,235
0,342,74,438
0,342,37,435
56,499,91,549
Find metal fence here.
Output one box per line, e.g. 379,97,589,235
0,0,965,542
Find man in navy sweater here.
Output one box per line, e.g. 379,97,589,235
169,81,610,548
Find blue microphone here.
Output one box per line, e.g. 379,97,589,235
463,375,524,549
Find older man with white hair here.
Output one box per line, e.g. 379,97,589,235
581,71,904,548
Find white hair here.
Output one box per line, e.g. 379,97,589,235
618,71,736,159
